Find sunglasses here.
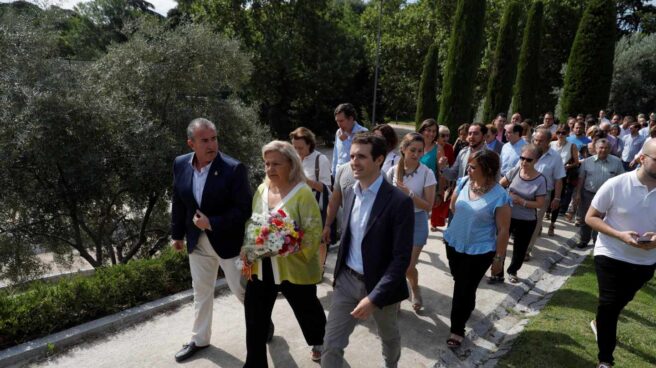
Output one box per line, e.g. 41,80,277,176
519,156,534,163
440,134,450,138
556,131,567,135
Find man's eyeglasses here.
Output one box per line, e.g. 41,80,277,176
519,156,534,163
644,154,656,161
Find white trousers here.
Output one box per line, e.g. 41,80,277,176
189,233,246,346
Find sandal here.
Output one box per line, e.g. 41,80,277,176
508,274,519,284
486,275,504,284
548,225,555,237
412,289,423,312
446,335,463,349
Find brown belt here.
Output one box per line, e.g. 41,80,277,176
344,265,365,282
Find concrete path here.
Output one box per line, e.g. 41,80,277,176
18,216,588,368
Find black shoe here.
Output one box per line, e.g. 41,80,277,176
267,321,274,343
175,342,208,362
486,275,504,284
576,242,589,249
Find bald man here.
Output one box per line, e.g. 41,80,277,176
586,139,656,368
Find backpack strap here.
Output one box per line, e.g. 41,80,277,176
314,154,320,182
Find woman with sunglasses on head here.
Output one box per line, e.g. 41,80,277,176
443,150,511,347
491,144,547,284
387,132,437,312
548,124,580,231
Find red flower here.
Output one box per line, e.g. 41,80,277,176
272,218,283,227
277,209,287,218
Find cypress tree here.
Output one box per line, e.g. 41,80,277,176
512,0,543,121
438,0,486,131
415,43,440,128
560,0,616,122
482,1,522,123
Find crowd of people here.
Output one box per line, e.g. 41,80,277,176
170,104,656,368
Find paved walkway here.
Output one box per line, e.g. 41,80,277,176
21,216,588,368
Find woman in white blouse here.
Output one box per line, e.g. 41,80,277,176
290,127,332,271
387,133,436,312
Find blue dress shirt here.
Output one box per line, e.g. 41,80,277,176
346,174,384,274
332,122,368,175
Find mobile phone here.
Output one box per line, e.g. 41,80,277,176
637,235,652,243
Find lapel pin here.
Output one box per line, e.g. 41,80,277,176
214,171,218,176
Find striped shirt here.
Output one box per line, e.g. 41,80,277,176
579,155,624,193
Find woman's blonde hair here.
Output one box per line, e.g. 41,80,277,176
396,132,425,184
262,140,307,185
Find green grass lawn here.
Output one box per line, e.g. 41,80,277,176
498,256,656,368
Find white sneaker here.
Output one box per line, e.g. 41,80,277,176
590,320,598,341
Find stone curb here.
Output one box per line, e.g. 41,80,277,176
0,279,228,367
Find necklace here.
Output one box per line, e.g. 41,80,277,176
470,181,492,195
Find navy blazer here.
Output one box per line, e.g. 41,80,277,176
334,178,414,308
170,152,252,258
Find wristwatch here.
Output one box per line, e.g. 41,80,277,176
409,191,415,198
493,255,504,262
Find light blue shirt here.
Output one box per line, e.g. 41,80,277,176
444,178,511,255
346,174,383,274
621,134,646,162
533,148,567,191
500,139,526,176
188,155,212,206
332,122,368,175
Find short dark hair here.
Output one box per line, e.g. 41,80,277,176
334,103,357,120
556,123,570,134
352,132,387,163
289,127,317,152
372,124,398,153
497,113,507,119
469,150,500,181
507,123,523,135
470,122,488,135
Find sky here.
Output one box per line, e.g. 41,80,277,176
0,0,178,16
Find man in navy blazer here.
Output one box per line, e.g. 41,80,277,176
170,118,252,362
322,133,414,368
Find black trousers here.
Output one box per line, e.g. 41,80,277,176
577,189,598,246
594,255,655,364
446,245,494,336
243,259,326,368
506,218,538,276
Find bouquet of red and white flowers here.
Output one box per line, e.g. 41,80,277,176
237,209,304,279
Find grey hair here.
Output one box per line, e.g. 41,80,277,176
595,138,610,147
262,140,307,185
521,143,543,160
187,118,216,139
438,125,450,135
535,127,552,141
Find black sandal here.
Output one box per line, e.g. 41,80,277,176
446,337,462,348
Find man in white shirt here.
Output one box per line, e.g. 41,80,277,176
586,139,656,368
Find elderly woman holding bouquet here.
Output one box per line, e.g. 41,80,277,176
241,140,326,367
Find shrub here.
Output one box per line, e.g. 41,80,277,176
0,248,191,349
608,33,656,115
512,1,543,121
415,42,440,128
438,0,486,131
559,0,616,121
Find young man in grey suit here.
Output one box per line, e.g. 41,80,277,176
321,133,415,368
170,118,252,362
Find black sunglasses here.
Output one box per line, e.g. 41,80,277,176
556,131,567,135
519,156,534,163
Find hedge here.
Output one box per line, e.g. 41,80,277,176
0,249,192,350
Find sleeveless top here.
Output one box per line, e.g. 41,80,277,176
550,140,573,165
420,144,439,179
